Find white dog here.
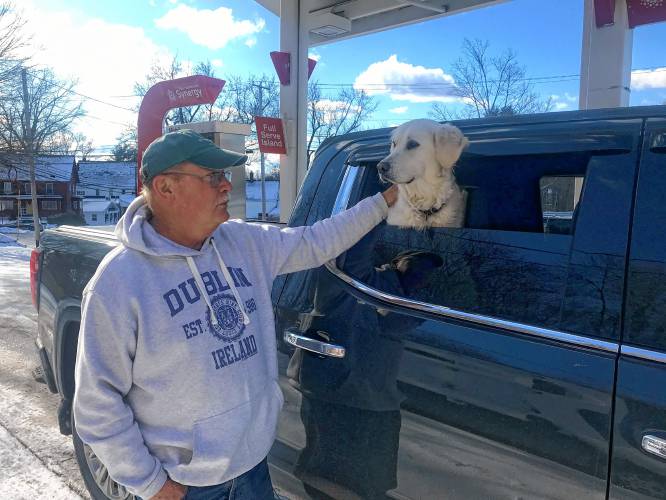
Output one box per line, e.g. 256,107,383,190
378,119,468,229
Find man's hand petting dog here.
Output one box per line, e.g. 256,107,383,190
382,184,399,207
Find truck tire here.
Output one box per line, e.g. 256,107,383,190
71,412,137,500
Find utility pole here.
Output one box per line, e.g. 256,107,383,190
22,68,40,247
252,82,273,221
15,173,20,242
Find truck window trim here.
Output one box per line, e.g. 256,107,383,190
324,259,618,354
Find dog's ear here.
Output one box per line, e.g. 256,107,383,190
435,124,468,170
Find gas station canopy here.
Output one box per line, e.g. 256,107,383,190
255,0,505,46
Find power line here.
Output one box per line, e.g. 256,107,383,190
18,64,666,111
28,69,136,112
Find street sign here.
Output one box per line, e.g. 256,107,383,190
255,117,287,155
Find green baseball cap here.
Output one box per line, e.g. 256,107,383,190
141,129,248,183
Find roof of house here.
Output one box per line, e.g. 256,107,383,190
118,194,136,207
77,161,136,192
0,155,75,182
82,199,119,213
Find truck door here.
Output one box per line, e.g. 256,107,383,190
611,118,666,499
272,118,641,499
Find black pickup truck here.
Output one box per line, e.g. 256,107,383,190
32,106,666,499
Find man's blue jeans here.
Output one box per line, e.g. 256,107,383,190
183,458,275,500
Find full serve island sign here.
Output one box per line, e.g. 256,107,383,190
255,117,287,155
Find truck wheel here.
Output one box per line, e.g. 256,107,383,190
71,412,137,500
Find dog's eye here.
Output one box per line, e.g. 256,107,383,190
406,140,420,150
391,140,397,149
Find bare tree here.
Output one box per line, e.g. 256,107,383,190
0,68,85,152
306,82,377,166
0,1,29,85
42,131,93,159
0,67,84,244
73,132,94,160
429,38,552,121
223,74,280,124
111,126,137,162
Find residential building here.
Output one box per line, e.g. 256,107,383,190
75,161,136,200
82,199,120,226
0,155,76,222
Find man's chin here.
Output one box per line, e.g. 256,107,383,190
216,205,230,222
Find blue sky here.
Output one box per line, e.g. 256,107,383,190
24,0,666,152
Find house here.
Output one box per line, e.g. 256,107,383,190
82,198,120,226
0,155,76,223
75,161,136,200
118,193,136,216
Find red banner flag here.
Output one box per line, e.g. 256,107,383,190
626,0,666,28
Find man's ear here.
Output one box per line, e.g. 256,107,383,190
151,175,176,201
435,124,468,170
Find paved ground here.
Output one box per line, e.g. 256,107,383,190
0,233,88,499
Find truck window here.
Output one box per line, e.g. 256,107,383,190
341,149,627,340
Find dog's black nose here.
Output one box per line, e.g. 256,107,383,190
377,161,390,174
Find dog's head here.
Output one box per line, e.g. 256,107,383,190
377,119,468,185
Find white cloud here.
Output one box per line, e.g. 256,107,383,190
564,92,578,102
354,55,459,103
212,59,224,68
549,92,578,111
389,106,408,114
155,5,265,50
20,1,173,149
313,99,360,124
631,67,666,90
245,38,257,48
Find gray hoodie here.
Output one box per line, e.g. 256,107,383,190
73,193,388,499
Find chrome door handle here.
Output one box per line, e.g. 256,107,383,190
642,434,666,459
284,330,346,358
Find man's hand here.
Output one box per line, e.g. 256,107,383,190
382,185,399,207
151,478,187,500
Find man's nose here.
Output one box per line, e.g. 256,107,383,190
219,178,232,192
377,161,391,174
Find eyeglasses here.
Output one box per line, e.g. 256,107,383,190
161,170,232,188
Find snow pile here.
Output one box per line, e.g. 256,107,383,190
0,426,83,500
0,227,29,235
0,233,24,246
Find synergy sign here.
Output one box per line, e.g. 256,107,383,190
167,87,204,101
255,116,287,155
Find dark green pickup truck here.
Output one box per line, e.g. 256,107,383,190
32,106,666,499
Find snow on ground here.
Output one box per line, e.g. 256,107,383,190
0,233,30,265
0,230,89,498
246,180,280,219
0,226,29,235
0,426,83,500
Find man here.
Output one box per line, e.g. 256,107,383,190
73,129,398,500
